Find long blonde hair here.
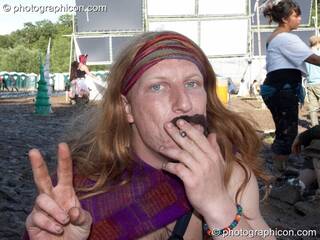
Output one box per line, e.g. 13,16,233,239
67,31,266,202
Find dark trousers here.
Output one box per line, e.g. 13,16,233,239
263,88,299,155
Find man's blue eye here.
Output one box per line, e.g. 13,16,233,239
151,84,162,91
185,81,198,88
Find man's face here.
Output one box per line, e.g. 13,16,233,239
125,59,207,164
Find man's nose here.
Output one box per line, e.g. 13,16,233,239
171,88,192,113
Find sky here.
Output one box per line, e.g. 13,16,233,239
0,0,76,35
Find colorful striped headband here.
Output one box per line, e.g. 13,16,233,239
121,32,207,95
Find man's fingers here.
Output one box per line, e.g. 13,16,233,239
57,143,73,187
166,120,217,159
162,161,192,184
164,122,208,162
29,149,53,194
28,210,64,235
69,207,92,230
35,193,70,225
159,146,195,170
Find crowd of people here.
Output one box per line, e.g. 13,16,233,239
23,0,320,239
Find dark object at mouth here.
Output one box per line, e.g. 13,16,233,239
171,114,209,137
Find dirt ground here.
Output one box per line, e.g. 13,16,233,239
0,94,319,239
228,96,319,240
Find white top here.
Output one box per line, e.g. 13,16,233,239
266,32,313,74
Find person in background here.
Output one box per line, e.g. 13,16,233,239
10,75,19,92
68,55,98,104
291,125,320,196
1,75,9,91
77,54,99,99
68,61,80,103
0,75,3,91
269,125,320,207
261,0,320,176
306,35,320,126
250,80,260,98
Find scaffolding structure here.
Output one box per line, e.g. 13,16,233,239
68,0,317,88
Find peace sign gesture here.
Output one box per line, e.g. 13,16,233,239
25,143,92,240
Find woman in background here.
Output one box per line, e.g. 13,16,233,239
69,55,97,104
262,0,320,176
68,61,80,103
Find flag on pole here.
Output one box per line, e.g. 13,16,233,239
44,38,51,96
73,37,81,61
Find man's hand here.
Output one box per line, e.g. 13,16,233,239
25,143,92,240
160,119,234,218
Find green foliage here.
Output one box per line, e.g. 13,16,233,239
0,14,72,73
310,0,320,27
90,65,109,71
51,36,70,72
57,15,73,33
317,1,320,26
0,35,14,49
1,45,38,72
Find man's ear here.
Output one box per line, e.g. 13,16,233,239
121,95,134,123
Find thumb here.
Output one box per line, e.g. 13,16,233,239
69,207,92,230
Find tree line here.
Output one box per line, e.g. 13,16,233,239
0,14,72,74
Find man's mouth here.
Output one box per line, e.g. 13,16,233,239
171,114,209,136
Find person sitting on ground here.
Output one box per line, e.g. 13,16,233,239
270,125,320,207
288,126,320,214
24,31,274,240
291,125,320,197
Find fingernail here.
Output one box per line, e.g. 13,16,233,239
55,225,63,233
62,216,70,224
177,119,185,126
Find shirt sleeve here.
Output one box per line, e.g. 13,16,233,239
278,34,313,68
